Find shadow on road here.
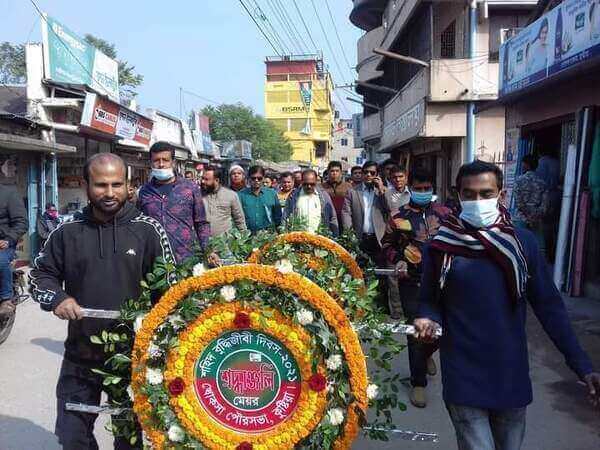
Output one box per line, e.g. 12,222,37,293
0,414,60,450
31,337,64,356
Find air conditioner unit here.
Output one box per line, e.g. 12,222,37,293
500,28,524,44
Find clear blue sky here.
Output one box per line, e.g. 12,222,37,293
1,0,362,119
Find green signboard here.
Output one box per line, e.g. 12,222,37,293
42,15,119,101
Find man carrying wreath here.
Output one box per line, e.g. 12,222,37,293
30,153,175,450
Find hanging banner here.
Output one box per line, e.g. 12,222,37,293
500,0,600,97
190,112,214,155
80,93,152,145
42,14,120,101
299,81,312,110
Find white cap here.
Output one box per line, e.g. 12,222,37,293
229,164,244,175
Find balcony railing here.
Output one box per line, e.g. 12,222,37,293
357,26,385,83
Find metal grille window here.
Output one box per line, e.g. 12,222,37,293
441,21,456,59
341,138,348,146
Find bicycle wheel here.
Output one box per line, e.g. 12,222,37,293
0,310,16,345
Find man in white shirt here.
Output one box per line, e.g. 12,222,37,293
284,169,339,235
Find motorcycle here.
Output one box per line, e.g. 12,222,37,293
0,263,29,345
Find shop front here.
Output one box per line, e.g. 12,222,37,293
498,0,600,300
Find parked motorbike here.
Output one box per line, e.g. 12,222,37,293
0,264,29,345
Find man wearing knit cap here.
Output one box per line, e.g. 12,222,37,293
229,164,246,192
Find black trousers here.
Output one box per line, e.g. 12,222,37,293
56,358,141,450
397,283,438,387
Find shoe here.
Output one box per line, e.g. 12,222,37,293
410,386,426,408
0,300,16,318
427,357,437,376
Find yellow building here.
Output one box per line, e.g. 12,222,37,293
264,55,334,165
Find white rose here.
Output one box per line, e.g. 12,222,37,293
275,258,294,274
325,354,343,371
326,408,345,426
192,263,207,277
295,309,314,326
127,385,134,401
133,314,146,333
168,314,184,328
367,383,379,400
148,343,162,359
145,367,163,385
167,424,185,442
220,285,236,302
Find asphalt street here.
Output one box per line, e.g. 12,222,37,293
1,295,599,450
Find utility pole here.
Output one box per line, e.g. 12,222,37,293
466,0,477,163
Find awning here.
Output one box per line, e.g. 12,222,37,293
0,132,76,153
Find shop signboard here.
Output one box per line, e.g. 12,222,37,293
500,0,600,97
352,113,363,148
221,140,252,160
41,15,120,101
80,93,153,146
503,128,520,208
381,100,425,149
190,112,215,156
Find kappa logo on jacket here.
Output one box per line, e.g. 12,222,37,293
125,248,137,256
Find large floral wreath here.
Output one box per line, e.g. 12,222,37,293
92,227,406,448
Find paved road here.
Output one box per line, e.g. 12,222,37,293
1,296,599,450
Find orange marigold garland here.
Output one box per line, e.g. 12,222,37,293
131,264,368,449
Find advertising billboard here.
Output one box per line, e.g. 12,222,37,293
42,15,120,101
190,112,214,155
500,0,600,97
80,93,152,146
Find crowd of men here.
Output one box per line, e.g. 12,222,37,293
0,140,597,450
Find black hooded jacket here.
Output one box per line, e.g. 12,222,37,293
30,202,174,365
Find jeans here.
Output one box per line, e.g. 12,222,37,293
398,283,438,387
446,403,526,450
56,358,141,450
0,247,16,300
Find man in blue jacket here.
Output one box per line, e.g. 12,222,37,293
414,160,599,450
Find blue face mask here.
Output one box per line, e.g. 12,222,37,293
459,197,500,228
410,189,433,206
151,168,174,181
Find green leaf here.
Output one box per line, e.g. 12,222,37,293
90,335,102,344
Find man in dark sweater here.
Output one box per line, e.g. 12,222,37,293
30,153,175,450
414,161,599,450
0,184,28,317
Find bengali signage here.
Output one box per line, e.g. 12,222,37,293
80,93,153,145
42,15,120,101
381,100,425,148
194,330,301,432
500,0,600,96
299,81,312,111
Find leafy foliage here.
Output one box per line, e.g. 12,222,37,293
202,103,293,162
83,34,143,102
0,42,26,84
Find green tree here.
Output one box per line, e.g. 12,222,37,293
84,34,143,102
202,103,293,162
0,42,26,84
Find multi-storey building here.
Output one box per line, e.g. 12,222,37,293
264,55,334,166
331,117,365,168
350,0,535,199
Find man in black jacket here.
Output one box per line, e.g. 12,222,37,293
30,153,174,450
0,184,28,317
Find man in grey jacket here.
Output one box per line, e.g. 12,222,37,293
0,184,27,317
284,169,339,236
201,166,247,237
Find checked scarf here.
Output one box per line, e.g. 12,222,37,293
430,206,529,303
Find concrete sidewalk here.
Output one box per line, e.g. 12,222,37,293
0,295,598,450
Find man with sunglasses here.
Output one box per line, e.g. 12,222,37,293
238,165,282,234
284,169,338,235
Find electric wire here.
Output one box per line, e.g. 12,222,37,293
237,0,282,56
292,0,319,54
273,0,308,54
265,0,302,54
324,0,354,70
250,0,289,55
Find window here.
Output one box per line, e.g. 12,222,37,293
440,21,456,59
341,138,348,146
346,122,353,129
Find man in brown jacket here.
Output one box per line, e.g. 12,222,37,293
320,161,353,225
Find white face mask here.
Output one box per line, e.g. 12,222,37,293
459,197,500,228
151,168,174,181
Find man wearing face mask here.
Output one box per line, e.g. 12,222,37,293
137,141,211,263
414,161,600,450
37,202,61,246
381,167,450,407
